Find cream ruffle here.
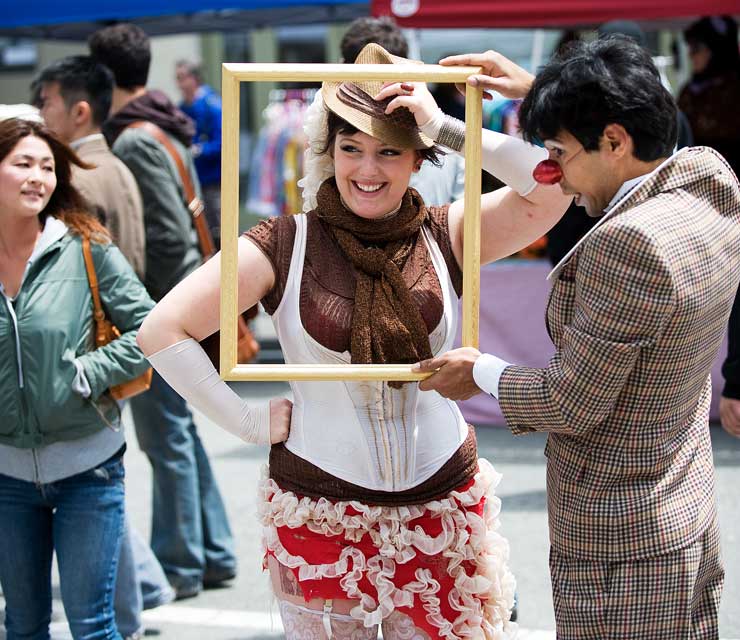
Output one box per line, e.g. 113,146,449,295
259,459,517,639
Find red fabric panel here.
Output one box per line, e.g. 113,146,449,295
372,0,740,28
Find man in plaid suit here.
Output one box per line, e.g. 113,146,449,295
419,36,740,638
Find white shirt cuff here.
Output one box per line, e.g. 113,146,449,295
472,353,511,399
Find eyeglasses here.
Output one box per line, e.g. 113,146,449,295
545,142,585,166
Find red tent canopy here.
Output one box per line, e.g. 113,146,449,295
371,0,740,28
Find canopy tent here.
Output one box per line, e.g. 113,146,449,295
371,0,740,28
0,0,368,39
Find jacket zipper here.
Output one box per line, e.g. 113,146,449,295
5,293,43,485
17,392,42,487
2,294,24,388
32,448,42,488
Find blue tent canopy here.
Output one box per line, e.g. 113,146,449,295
1,0,368,38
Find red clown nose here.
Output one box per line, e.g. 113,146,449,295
532,160,563,185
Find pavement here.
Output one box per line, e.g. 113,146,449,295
1,379,739,639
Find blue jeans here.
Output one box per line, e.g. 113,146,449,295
129,372,236,592
0,451,125,640
114,518,173,637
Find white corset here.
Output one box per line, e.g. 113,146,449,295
272,214,467,492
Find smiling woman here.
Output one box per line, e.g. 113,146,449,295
136,43,570,639
332,129,418,219
0,117,154,639
0,136,57,223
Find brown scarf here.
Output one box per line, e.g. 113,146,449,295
315,179,434,373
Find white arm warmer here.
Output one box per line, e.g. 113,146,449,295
147,338,271,445
420,109,547,197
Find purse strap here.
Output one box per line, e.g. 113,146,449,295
81,237,109,348
126,121,216,260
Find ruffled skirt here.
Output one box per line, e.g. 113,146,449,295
259,458,517,639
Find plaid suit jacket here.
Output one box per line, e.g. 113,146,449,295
498,147,740,562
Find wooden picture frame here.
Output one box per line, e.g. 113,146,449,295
220,61,482,381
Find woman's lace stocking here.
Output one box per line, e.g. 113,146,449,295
381,611,431,640
278,599,379,640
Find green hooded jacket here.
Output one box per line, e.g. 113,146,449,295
0,218,154,449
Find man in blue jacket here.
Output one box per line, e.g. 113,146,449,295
176,60,223,248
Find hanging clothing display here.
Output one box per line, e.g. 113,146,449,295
247,89,316,217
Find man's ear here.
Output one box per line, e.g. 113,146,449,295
72,101,92,127
602,123,632,158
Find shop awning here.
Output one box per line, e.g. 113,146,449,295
0,0,369,39
371,0,740,28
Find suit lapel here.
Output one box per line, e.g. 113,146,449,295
546,255,579,345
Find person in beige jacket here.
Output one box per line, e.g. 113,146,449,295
34,55,145,280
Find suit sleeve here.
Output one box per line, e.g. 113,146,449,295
498,223,676,436
722,285,740,399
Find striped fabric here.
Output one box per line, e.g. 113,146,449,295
498,146,740,565
549,514,723,639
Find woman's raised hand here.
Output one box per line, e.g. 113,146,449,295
269,398,292,444
376,81,441,130
439,51,535,101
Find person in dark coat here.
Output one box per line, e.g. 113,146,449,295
89,23,237,600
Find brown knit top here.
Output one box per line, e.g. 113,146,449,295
244,193,479,505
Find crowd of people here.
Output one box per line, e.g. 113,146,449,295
0,12,738,640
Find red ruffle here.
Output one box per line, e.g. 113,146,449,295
266,479,485,639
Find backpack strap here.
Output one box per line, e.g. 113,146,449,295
126,120,216,259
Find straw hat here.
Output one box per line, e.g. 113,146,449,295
321,43,434,150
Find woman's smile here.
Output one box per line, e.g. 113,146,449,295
353,181,385,194
21,188,45,201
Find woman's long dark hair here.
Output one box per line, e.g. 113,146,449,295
685,16,740,81
0,118,110,241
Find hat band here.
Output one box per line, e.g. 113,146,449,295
336,82,419,136
336,82,388,119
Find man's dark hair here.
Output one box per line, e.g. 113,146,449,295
684,15,740,76
33,55,113,127
519,36,677,161
340,16,408,62
88,23,150,90
597,20,647,48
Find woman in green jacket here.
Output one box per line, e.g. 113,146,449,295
0,117,153,640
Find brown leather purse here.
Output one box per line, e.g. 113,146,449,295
126,121,260,368
81,237,153,400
